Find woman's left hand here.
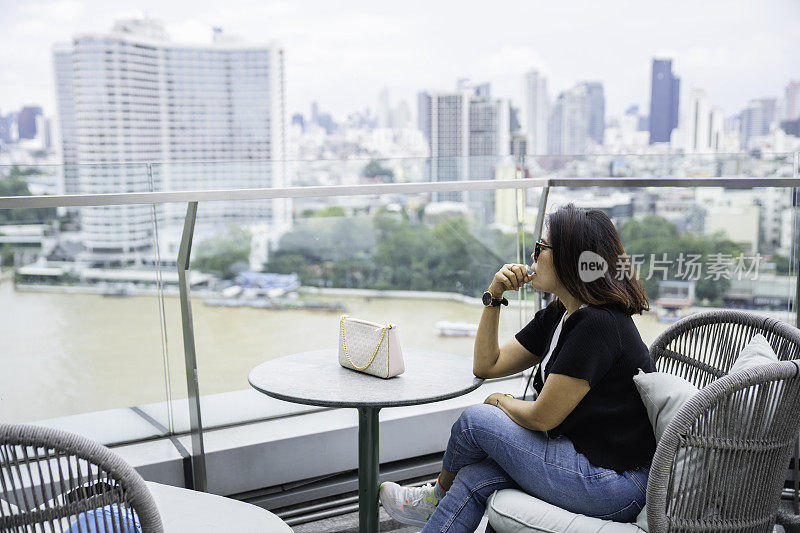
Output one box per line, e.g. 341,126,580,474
484,392,507,409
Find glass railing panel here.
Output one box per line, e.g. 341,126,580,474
525,179,797,346
0,163,173,445
3,155,799,446
523,152,796,178
143,179,539,431
0,164,63,197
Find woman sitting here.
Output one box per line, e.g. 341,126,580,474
380,203,656,532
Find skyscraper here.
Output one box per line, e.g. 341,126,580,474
582,82,605,145
548,85,589,155
53,18,287,262
417,92,432,144
674,87,724,153
17,107,42,140
778,80,800,122
419,91,469,202
418,83,509,221
377,88,391,129
649,59,680,144
740,100,770,151
53,44,78,194
522,70,549,155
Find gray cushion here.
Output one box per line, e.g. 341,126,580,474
633,370,699,442
146,481,292,532
487,490,643,533
730,334,779,373
632,369,700,531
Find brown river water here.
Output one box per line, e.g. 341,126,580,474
0,280,669,423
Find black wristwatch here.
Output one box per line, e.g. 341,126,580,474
482,291,509,307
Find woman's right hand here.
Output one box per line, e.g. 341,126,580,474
488,264,532,297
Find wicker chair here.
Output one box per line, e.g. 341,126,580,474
0,423,292,532
487,309,800,533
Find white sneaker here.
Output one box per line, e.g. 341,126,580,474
379,481,439,527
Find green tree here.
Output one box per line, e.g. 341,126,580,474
372,214,502,296
0,243,13,266
266,252,313,284
362,160,394,182
618,216,743,303
193,225,251,279
0,167,57,224
772,253,791,275
312,206,346,218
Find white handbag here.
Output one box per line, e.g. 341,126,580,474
338,315,405,379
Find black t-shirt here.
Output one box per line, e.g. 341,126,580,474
515,300,656,472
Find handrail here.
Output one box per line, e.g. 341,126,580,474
1,176,799,209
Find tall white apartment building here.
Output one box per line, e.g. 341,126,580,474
673,87,724,153
547,82,605,156
548,85,588,156
418,84,509,222
522,70,549,155
53,18,287,263
776,80,800,125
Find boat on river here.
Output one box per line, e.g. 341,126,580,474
436,321,479,337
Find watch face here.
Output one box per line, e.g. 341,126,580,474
482,292,493,306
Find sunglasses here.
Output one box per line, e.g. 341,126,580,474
533,240,553,262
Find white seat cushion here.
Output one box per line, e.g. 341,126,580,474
1,497,18,515
487,490,644,533
146,481,292,532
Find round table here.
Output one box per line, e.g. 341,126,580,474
249,348,484,532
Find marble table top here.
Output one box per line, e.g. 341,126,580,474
248,348,484,409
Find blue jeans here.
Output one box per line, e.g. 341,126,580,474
421,404,649,533
67,505,142,532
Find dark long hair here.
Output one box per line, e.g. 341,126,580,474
546,203,649,315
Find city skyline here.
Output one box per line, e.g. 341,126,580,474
1,0,798,123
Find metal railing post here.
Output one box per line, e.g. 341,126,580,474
793,151,800,515
177,201,207,491
532,180,550,312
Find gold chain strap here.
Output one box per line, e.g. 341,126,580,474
340,315,390,371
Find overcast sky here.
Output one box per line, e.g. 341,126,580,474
1,0,798,122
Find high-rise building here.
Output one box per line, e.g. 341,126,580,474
419,91,469,202
417,92,432,144
456,79,491,98
310,102,320,126
675,87,711,152
53,18,287,262
649,59,680,144
545,82,604,155
377,88,391,129
778,80,800,122
0,112,9,144
709,107,724,151
53,44,78,194
17,107,42,140
755,97,777,128
418,84,509,222
740,100,770,151
509,105,521,134
390,100,411,130
548,85,589,155
522,70,549,155
582,82,605,145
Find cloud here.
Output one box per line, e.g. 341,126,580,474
474,46,552,81
166,18,214,43
17,0,86,22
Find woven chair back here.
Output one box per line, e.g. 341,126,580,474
649,309,800,389
647,361,800,532
0,424,163,532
